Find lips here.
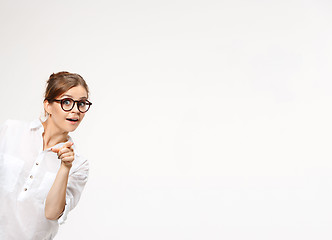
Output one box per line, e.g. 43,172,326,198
66,118,79,122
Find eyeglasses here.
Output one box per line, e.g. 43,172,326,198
53,98,92,113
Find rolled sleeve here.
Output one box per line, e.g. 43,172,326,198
58,159,89,225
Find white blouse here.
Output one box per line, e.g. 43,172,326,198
0,119,89,240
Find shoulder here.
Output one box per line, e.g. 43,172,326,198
0,119,31,151
74,151,89,167
71,153,89,178
70,141,89,172
1,119,30,134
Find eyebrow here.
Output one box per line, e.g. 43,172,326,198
61,94,88,100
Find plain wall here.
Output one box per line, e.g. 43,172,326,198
1,0,332,239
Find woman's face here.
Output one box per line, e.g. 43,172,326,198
45,85,88,133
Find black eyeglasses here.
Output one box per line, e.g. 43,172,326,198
53,98,92,113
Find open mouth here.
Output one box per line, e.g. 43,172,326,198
66,118,79,122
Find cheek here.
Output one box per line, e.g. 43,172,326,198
51,105,66,119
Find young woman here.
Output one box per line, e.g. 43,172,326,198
0,72,92,239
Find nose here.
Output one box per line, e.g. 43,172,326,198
71,102,80,113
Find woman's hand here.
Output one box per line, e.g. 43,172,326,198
51,142,74,168
46,141,74,220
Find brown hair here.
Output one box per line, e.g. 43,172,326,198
44,71,89,102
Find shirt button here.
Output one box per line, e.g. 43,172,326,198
36,162,39,165
24,188,27,191
30,175,33,179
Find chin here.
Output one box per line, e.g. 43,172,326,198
63,119,82,132
68,126,79,132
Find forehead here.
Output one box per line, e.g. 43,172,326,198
59,85,88,99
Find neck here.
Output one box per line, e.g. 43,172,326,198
42,119,69,150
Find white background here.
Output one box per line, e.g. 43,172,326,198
1,0,332,239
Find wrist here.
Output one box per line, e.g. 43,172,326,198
60,162,72,171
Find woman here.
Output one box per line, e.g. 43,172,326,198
0,72,92,239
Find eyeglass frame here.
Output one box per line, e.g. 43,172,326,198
52,98,92,113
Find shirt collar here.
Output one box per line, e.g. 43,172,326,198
29,118,78,155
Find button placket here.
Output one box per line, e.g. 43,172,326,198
23,152,44,192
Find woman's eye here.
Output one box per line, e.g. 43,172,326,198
63,100,71,105
78,101,86,107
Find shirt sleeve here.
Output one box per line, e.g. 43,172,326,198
57,158,89,225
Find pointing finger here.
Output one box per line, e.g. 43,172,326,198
63,142,74,149
51,147,60,153
51,142,73,154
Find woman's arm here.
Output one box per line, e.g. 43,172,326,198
45,142,74,220
44,164,71,220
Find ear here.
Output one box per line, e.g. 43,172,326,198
43,100,52,115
